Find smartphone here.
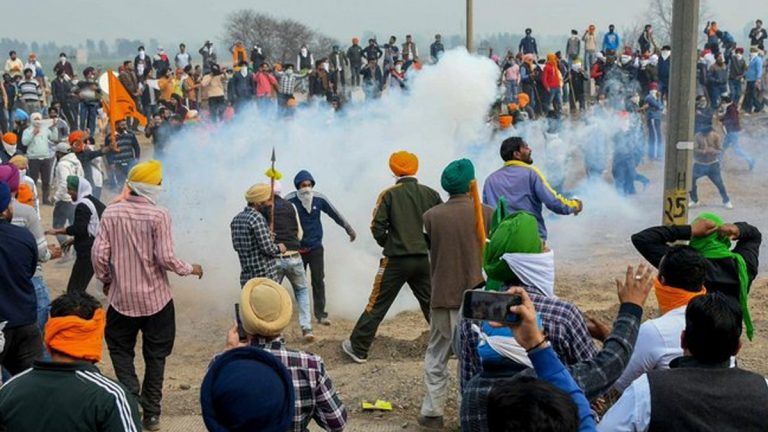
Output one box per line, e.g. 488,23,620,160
462,290,523,324
234,303,248,342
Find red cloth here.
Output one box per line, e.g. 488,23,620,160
542,64,560,90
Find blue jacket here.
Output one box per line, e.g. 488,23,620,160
746,55,764,82
519,36,538,55
658,57,671,85
285,170,353,251
0,221,38,328
602,32,621,52
644,94,664,120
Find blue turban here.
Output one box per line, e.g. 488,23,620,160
200,347,295,432
0,181,10,213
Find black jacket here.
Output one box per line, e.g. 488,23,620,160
631,223,761,299
65,195,106,258
261,196,302,252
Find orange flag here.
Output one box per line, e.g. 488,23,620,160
106,70,147,150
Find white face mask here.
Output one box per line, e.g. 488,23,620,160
286,68,294,75
661,50,670,60
736,54,743,61
572,63,582,71
650,89,658,98
395,65,402,72
19,169,27,178
32,119,42,127
750,53,758,60
240,67,248,77
3,143,16,155
298,187,314,212
620,55,632,65
301,48,308,55
60,56,66,63
322,63,329,72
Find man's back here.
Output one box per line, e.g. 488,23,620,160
0,221,37,328
0,361,141,432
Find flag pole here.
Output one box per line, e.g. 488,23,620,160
269,146,276,233
107,70,118,151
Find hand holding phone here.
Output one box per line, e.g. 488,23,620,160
502,287,546,350
462,290,523,324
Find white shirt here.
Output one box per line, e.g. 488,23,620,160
613,306,686,392
599,374,768,431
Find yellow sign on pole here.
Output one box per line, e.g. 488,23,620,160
663,188,688,225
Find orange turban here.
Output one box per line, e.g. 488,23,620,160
389,151,419,176
16,183,34,206
2,132,17,145
499,115,513,129
518,92,530,108
44,308,106,362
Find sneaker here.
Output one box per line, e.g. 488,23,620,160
302,329,316,343
724,201,734,209
341,340,367,364
142,415,160,431
688,200,700,208
318,317,332,326
417,415,445,429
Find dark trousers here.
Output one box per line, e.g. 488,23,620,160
27,157,54,203
350,65,362,86
690,162,730,204
0,105,7,133
743,81,761,113
729,79,742,105
208,96,226,122
0,324,42,376
79,102,99,137
106,301,175,417
61,100,78,127
646,117,663,160
67,255,94,293
612,154,637,196
350,255,431,356
301,246,327,320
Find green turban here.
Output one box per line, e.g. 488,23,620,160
690,212,753,340
483,210,542,291
66,175,79,192
441,159,475,195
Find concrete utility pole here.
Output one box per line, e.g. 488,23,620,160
466,0,474,53
662,0,699,225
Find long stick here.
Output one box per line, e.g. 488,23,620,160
269,146,276,233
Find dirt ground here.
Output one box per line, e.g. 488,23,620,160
36,112,768,431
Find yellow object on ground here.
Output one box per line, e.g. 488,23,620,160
362,400,393,411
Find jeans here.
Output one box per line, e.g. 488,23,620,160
52,201,76,246
612,154,637,196
729,79,743,105
27,157,54,203
31,275,51,333
707,83,727,108
79,102,99,137
106,301,175,417
743,81,760,113
109,162,134,190
0,106,7,133
274,255,312,331
690,162,730,203
547,88,562,113
208,96,225,122
585,51,596,73
647,117,663,160
723,132,754,167
505,81,519,103
22,100,42,114
350,65,362,86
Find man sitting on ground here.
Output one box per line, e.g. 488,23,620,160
599,292,768,430
0,292,141,431
220,277,347,431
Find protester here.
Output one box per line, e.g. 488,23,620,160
22,112,54,204
343,151,442,363
201,64,227,122
4,51,24,78
360,58,384,99
92,160,203,431
211,277,347,431
644,83,664,160
347,38,364,87
285,170,356,326
602,24,621,53
0,132,20,164
430,34,445,63
483,137,582,240
599,292,768,431
18,68,42,114
519,28,539,57
742,47,764,113
749,19,767,50
582,25,598,70
104,119,141,190
49,141,84,250
688,120,732,209
418,159,492,429
77,67,101,136
0,292,142,431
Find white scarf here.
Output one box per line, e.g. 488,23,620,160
297,187,314,213
73,177,100,238
473,323,533,367
127,181,162,204
501,250,556,298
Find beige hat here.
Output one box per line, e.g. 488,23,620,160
240,278,293,337
245,183,271,204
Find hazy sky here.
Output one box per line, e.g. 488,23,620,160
5,0,763,46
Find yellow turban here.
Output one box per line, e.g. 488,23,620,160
127,160,162,185
389,151,419,177
245,183,271,204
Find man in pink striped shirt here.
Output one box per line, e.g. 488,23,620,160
92,160,203,431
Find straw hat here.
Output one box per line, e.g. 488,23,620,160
240,278,293,337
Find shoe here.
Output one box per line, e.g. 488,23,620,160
341,340,367,364
417,415,444,429
724,201,734,209
688,200,700,208
318,317,332,326
302,329,316,343
142,415,160,431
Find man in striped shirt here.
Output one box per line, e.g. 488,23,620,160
18,68,42,114
92,160,203,431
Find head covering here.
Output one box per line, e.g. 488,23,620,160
127,160,162,185
483,210,542,291
68,176,100,237
0,164,19,194
0,181,10,213
245,184,271,204
8,155,28,170
518,92,530,108
499,115,513,129
689,212,753,340
653,278,706,315
389,151,419,177
44,308,106,362
2,132,17,145
14,109,29,122
68,130,86,145
201,347,295,432
293,170,316,188
441,159,474,195
649,82,658,90
240,278,293,337
16,183,34,206
54,142,72,154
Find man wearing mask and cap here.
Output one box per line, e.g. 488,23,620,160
51,140,84,249
0,181,43,377
0,292,142,431
729,47,748,105
347,38,364,87
603,24,621,54
743,47,764,114
52,52,74,78
92,160,203,431
418,159,492,430
0,132,20,163
22,112,55,204
207,277,347,432
134,46,153,79
343,151,442,364
286,170,356,327
231,183,287,285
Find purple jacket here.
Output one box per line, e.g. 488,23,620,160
482,161,579,239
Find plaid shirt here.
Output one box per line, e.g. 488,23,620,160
276,71,306,95
230,207,280,286
460,303,643,431
459,288,599,390
252,337,347,432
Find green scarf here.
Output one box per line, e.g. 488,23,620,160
483,202,542,291
689,212,753,340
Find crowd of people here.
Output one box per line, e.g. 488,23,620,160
0,17,767,432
